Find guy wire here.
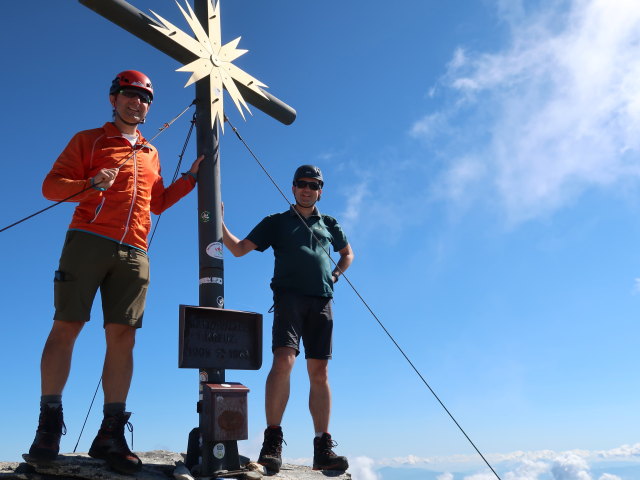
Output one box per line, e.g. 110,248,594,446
224,116,503,480
148,111,197,248
73,377,101,453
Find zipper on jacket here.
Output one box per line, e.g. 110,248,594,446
119,146,139,244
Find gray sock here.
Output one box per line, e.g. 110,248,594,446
103,402,126,417
40,395,62,408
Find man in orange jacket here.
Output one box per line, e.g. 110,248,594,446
27,70,203,474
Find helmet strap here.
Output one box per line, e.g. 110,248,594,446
115,109,145,126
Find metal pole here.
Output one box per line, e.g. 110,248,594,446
193,1,230,474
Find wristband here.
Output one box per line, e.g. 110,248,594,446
90,177,106,192
183,171,198,181
332,272,340,283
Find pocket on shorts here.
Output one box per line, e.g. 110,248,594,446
53,273,70,313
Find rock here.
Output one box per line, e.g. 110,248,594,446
270,464,351,479
14,450,181,480
173,461,196,480
0,452,351,480
245,462,266,474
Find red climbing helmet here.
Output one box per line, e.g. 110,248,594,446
109,70,154,102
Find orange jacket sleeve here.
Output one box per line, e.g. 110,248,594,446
149,169,197,215
42,133,103,203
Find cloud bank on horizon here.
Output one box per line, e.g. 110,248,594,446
375,442,640,468
365,443,640,480
284,444,639,480
409,0,640,224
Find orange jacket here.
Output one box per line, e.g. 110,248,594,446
43,122,196,251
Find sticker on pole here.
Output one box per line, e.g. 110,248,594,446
206,242,223,259
214,443,226,459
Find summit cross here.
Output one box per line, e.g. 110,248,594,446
78,0,296,475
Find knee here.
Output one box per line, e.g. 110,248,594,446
47,321,83,345
308,362,329,385
270,348,296,376
105,325,136,351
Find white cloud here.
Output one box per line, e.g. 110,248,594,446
369,445,639,480
494,0,526,26
340,179,369,232
598,475,621,480
504,458,550,480
465,473,500,480
439,472,455,480
593,443,640,459
550,454,592,480
416,0,640,223
376,443,640,468
434,156,487,203
349,455,381,480
450,47,470,71
410,112,449,140
335,156,432,243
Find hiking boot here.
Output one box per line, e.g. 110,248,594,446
257,426,284,473
28,404,66,463
88,412,142,475
313,433,348,471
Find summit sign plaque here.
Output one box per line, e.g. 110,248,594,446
179,305,263,370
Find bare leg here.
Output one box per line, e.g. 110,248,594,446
41,320,84,395
265,347,296,425
102,324,136,404
307,359,330,433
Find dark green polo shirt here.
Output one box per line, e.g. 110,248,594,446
246,207,348,297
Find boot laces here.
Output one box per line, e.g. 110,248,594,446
319,437,339,456
123,419,134,451
115,418,135,451
38,406,67,436
105,414,135,451
262,430,285,456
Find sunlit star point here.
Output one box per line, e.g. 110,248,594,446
150,0,268,132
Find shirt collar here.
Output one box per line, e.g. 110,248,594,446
102,122,153,151
288,204,321,218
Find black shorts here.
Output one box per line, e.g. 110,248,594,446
272,289,333,359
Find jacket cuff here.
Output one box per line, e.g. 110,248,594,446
90,177,106,191
182,171,197,183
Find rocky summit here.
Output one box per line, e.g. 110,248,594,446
0,450,351,480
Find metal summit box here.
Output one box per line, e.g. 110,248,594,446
200,382,250,441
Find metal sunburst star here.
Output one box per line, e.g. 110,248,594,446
150,0,268,132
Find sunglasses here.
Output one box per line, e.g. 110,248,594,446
118,89,151,104
294,180,321,191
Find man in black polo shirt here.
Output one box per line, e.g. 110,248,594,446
222,165,354,473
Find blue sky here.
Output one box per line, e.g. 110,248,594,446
1,1,639,479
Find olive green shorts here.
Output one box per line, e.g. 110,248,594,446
53,230,150,328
